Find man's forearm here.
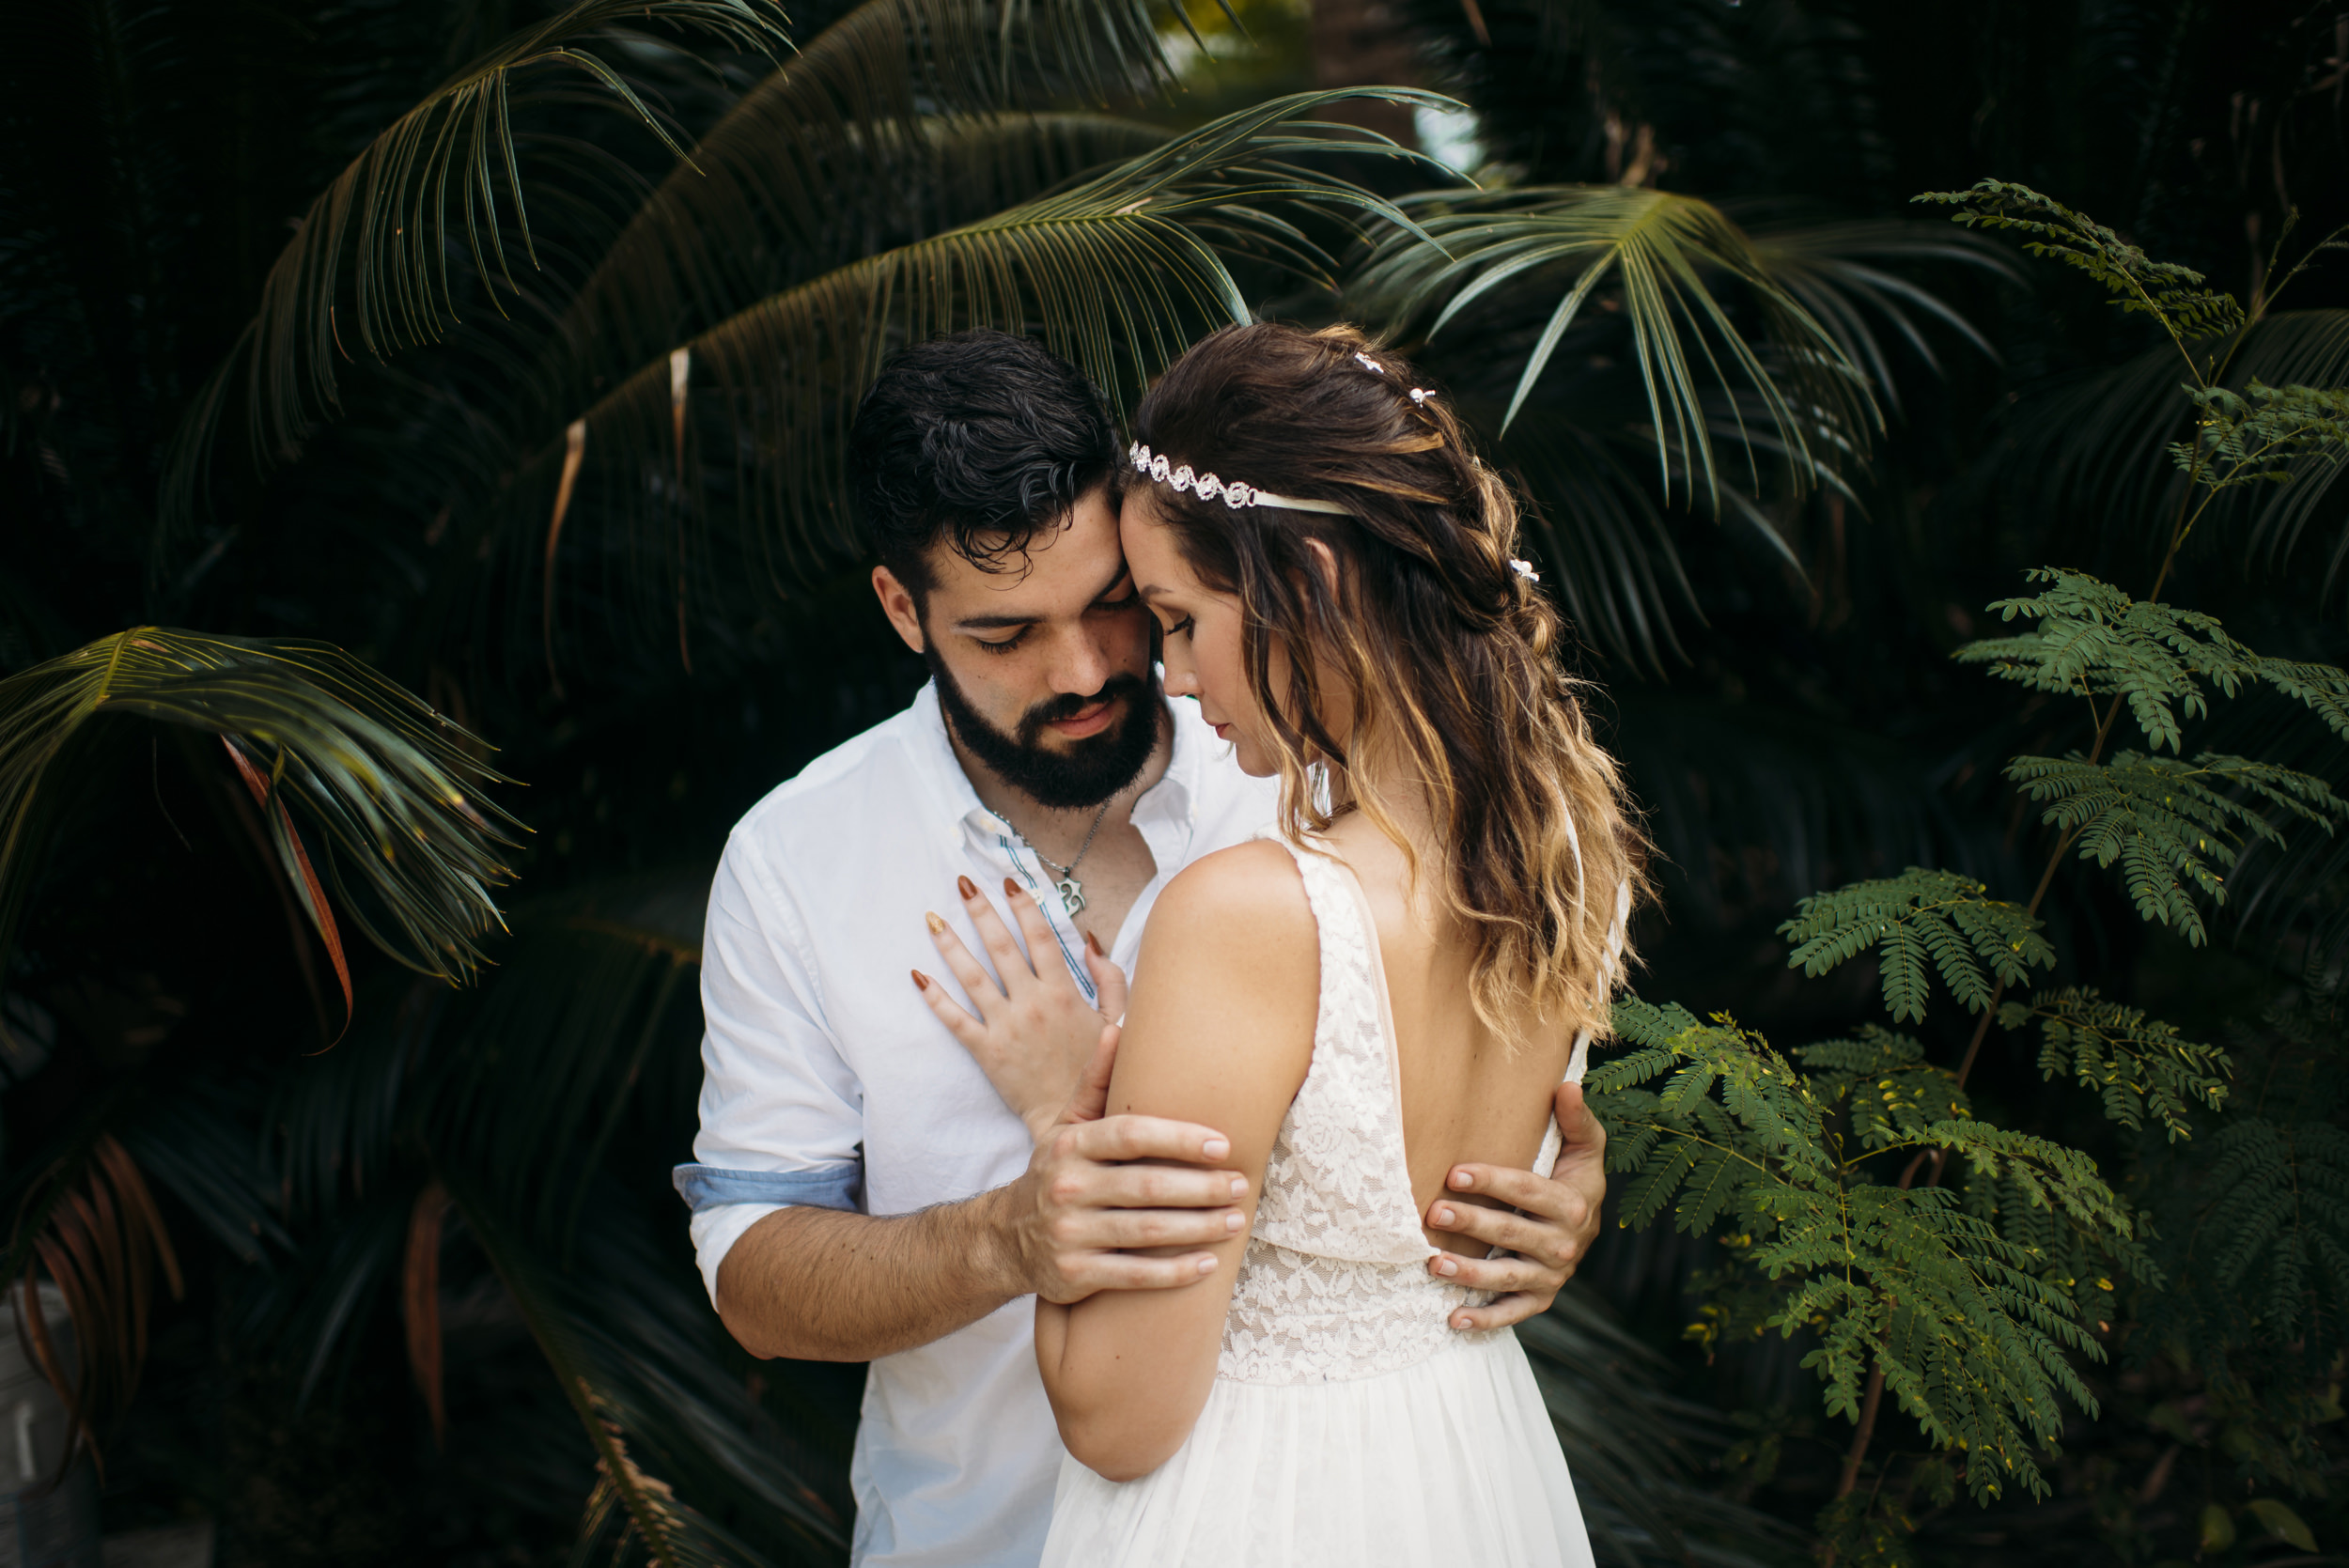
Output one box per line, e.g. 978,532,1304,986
715,1188,1023,1361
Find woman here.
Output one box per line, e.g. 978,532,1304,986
933,321,1645,1565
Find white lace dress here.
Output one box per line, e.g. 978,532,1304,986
1038,839,1598,1568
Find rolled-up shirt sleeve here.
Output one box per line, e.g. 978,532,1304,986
680,833,863,1307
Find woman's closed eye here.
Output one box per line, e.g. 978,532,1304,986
1158,613,1196,641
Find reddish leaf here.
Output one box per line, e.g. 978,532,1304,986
221,737,352,1032
403,1182,452,1447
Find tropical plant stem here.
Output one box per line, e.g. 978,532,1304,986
1835,1364,1890,1501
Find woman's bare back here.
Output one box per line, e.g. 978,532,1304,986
1316,817,1579,1256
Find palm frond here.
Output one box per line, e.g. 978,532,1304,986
1739,217,2018,414
0,629,521,982
1351,184,1881,507
496,88,1450,661
160,0,791,530
542,0,1189,402
6,1134,185,1477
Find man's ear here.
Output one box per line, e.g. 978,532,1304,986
872,565,926,654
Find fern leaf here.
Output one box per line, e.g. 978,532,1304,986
1780,868,2052,1023
1916,180,2245,346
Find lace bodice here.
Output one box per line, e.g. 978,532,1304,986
1219,839,1563,1386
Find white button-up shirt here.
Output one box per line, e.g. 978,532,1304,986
683,681,1279,1568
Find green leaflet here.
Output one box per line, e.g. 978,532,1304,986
1796,1028,1971,1152
1954,567,2349,752
1777,868,2054,1023
1914,179,2246,346
2171,380,2349,489
2002,751,2348,942
1589,1005,2151,1504
1996,987,2231,1140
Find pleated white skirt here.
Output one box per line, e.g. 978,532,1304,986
1038,1330,1595,1568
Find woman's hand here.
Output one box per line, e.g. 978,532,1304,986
912,877,1129,1141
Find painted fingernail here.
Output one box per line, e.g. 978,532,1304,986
1434,1204,1455,1226
910,970,929,991
1228,1176,1246,1198
1004,877,1022,898
1435,1256,1459,1277
1450,1169,1473,1188
1203,1137,1231,1159
1195,1255,1217,1275
925,911,946,934
1225,1211,1244,1233
1085,930,1103,955
957,876,977,900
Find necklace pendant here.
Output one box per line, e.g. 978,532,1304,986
1055,877,1087,917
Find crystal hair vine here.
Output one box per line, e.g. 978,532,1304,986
1510,559,1541,582
1128,442,1349,516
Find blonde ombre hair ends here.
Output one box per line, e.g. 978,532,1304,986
1131,322,1650,1044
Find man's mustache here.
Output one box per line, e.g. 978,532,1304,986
1021,674,1149,733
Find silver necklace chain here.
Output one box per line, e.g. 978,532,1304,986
1015,798,1113,917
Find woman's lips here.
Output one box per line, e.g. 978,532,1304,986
1048,699,1116,739
1209,721,1233,740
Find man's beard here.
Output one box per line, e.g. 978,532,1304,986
928,652,1164,811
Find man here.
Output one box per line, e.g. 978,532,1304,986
678,330,1609,1568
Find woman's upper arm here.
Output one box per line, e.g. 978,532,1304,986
1043,844,1319,1476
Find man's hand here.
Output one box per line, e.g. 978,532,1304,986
1423,1079,1609,1331
981,1029,1248,1304
913,876,1128,1139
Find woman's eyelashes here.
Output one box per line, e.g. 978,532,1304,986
1156,613,1196,641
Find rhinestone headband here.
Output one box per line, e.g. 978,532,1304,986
1128,442,1349,516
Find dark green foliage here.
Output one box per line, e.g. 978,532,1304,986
0,629,519,982
2002,752,2346,941
2172,380,2349,489
1956,568,2349,751
1996,987,2229,1140
1778,870,2053,1022
1915,180,2247,345
2201,1116,2349,1350
1594,1002,2149,1503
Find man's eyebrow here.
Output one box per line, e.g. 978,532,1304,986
951,566,1135,631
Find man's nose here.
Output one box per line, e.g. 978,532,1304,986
1045,623,1116,696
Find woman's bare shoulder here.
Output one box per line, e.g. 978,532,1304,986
1136,839,1318,982
1153,839,1313,929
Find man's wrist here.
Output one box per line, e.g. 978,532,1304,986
958,1178,1035,1301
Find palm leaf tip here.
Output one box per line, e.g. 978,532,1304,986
0,629,521,986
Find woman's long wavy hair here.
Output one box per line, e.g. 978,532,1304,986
1131,322,1650,1044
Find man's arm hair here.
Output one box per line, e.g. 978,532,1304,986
715,1190,1020,1362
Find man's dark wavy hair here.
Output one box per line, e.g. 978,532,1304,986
848,330,1121,602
